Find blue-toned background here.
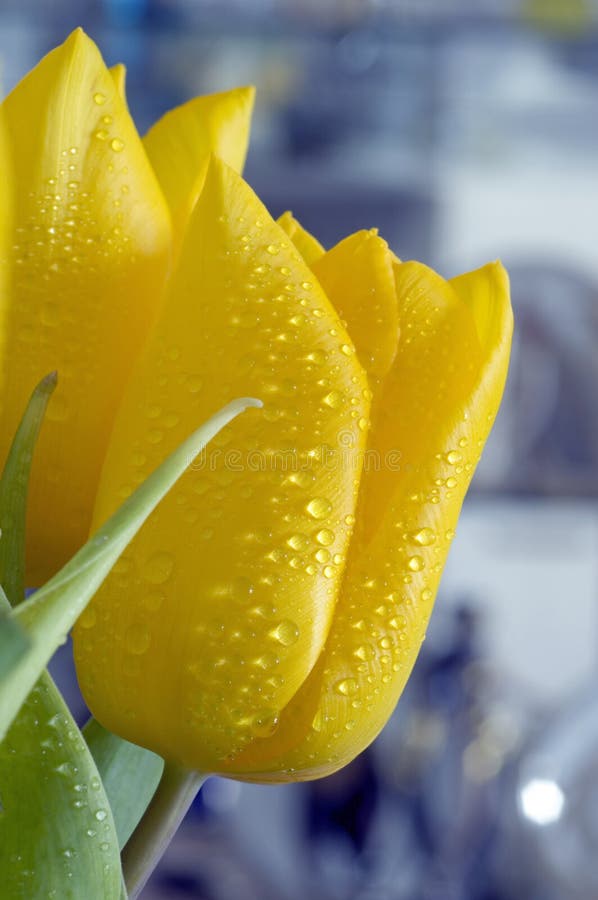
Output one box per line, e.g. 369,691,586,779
3,1,598,897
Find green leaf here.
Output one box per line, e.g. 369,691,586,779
0,598,30,679
0,372,57,606
0,669,123,899
0,374,54,680
83,719,163,850
0,397,261,740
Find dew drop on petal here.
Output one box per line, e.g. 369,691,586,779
269,619,300,647
306,498,332,520
144,552,174,584
413,527,436,546
335,678,358,696
316,528,334,546
408,555,424,572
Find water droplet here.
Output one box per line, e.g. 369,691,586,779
345,514,356,526
94,129,109,141
126,624,150,655
445,528,455,541
323,390,342,408
253,651,279,670
251,710,280,738
446,450,462,465
413,527,436,546
287,533,309,551
94,809,107,822
306,497,332,520
408,555,424,572
446,477,458,489
316,528,335,546
93,91,106,105
144,552,174,584
358,417,368,432
335,678,358,696
110,138,125,152
266,243,279,255
288,470,314,488
269,620,300,647
421,588,433,602
340,344,353,356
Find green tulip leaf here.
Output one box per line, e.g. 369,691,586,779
0,396,261,740
83,718,164,850
0,374,54,681
0,372,57,606
0,599,30,679
0,658,123,898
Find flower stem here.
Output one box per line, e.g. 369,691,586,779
122,761,205,898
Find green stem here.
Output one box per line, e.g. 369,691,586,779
121,761,205,898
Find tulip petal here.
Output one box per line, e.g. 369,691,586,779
110,63,126,98
75,159,370,772
277,211,324,266
311,229,399,383
0,29,171,584
143,86,255,243
224,261,512,780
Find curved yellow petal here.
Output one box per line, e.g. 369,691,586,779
311,230,399,383
143,86,255,244
74,159,370,773
277,211,324,266
450,260,510,351
0,29,171,585
109,63,126,100
223,261,512,781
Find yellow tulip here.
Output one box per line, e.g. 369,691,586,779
73,175,512,776
0,30,254,585
0,30,511,782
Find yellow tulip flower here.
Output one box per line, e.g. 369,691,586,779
72,143,512,778
0,30,254,585
0,30,511,782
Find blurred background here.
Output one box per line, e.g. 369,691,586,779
2,0,598,897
